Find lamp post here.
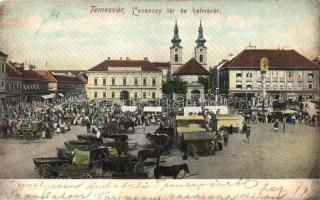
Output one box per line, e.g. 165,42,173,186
260,57,269,115
215,88,219,104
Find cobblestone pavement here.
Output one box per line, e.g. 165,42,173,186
0,123,319,178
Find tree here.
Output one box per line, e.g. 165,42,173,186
162,77,187,95
198,76,213,94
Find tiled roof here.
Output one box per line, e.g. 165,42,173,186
76,74,88,84
173,57,210,76
35,70,57,82
52,73,86,84
152,62,170,68
0,51,8,57
49,70,86,75
222,49,320,69
88,59,162,72
313,57,320,65
21,69,48,81
6,63,22,78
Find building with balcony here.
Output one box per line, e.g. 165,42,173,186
86,58,162,103
219,49,320,103
35,70,58,93
51,72,86,98
0,51,7,107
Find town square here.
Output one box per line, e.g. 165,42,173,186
0,0,319,182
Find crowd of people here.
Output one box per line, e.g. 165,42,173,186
0,98,173,139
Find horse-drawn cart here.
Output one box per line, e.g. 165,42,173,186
98,122,119,135
175,116,214,157
33,157,71,178
178,127,214,157
16,128,40,140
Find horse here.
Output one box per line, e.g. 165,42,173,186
137,148,164,162
123,121,135,131
154,163,189,179
155,127,175,137
146,133,170,152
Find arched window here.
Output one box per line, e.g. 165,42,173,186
174,54,178,62
199,54,203,62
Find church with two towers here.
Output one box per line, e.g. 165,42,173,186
168,20,211,103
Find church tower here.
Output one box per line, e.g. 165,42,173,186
170,20,183,76
194,21,207,69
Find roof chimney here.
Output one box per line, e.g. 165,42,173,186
143,57,148,61
126,57,130,60
245,42,256,49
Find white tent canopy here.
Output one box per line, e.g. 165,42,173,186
204,106,229,114
121,106,137,112
143,106,162,113
184,106,202,116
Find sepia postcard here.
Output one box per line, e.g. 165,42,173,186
0,0,319,199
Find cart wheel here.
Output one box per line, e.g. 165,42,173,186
134,162,144,174
38,164,51,178
80,174,92,179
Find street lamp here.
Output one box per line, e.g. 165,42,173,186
260,57,269,115
215,88,219,104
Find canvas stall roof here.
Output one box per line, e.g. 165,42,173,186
216,114,243,120
177,127,206,133
176,115,205,121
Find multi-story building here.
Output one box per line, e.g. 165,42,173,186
5,63,23,105
0,51,7,106
11,64,49,102
219,49,320,103
51,72,87,98
86,58,162,103
35,70,58,94
152,62,170,82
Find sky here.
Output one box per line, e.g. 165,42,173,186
0,0,319,70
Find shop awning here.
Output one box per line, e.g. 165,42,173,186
58,93,64,97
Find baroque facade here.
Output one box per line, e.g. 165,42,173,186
169,21,210,102
86,58,162,103
219,49,320,103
